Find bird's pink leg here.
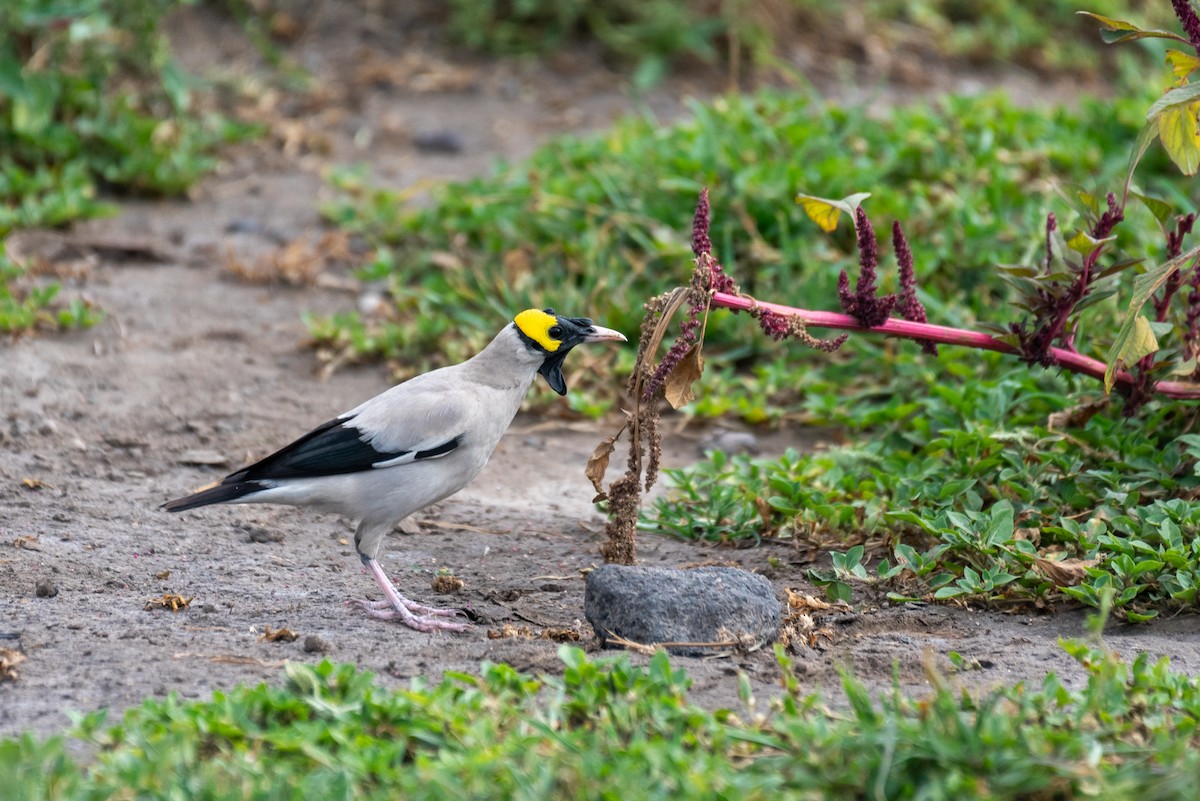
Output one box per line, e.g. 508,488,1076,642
347,557,469,632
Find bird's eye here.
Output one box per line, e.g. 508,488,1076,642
548,325,563,339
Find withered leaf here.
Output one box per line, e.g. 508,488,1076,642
643,287,690,363
1047,398,1109,430
0,648,26,683
260,626,299,643
1034,556,1097,587
144,593,193,612
664,345,705,409
585,416,628,495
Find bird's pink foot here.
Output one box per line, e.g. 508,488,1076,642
354,557,470,632
401,599,466,618
352,597,466,618
346,598,469,632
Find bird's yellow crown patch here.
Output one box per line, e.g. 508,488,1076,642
514,308,562,352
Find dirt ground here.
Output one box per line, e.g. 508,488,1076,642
5,4,1200,740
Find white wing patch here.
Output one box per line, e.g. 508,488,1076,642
370,433,464,469
371,452,419,469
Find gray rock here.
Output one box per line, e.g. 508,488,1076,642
584,565,781,657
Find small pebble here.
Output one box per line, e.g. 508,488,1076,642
242,524,283,544
413,130,465,154
35,579,58,598
303,635,329,654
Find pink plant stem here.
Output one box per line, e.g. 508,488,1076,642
710,291,1200,401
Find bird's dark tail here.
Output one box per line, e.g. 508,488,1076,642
161,481,264,512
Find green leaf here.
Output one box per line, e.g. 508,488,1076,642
632,55,668,92
0,44,23,99
1076,12,1190,45
795,191,871,233
1123,120,1161,196
1110,316,1158,383
1105,246,1200,391
1155,101,1200,175
1073,286,1118,313
984,500,1015,546
1097,257,1145,280
1146,82,1200,120
1131,190,1176,227
1066,229,1117,255
11,74,56,137
1126,610,1160,622
161,58,191,112
938,478,976,501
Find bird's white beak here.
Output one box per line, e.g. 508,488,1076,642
583,324,627,343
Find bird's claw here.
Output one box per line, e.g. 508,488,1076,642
346,598,470,632
351,597,467,618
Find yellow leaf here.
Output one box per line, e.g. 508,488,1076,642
1166,49,1200,82
1157,101,1200,176
663,345,704,409
795,192,871,233
1127,314,1159,363
795,195,844,233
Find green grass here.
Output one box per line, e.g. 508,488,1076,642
4,639,1200,800
0,0,255,334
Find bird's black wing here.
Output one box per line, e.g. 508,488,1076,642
224,418,461,482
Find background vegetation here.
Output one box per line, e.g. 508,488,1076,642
0,0,249,332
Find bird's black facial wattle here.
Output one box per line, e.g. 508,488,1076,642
538,349,571,395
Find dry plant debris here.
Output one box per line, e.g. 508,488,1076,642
11,534,40,550
144,593,194,612
779,589,851,651
0,648,26,683
603,629,757,656
259,626,299,643
223,231,354,286
487,623,581,642
431,572,466,594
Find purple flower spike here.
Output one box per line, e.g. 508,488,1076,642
1044,212,1057,273
836,268,854,311
1174,0,1200,52
692,187,712,258
1092,192,1124,241
893,221,937,355
839,206,897,328
854,206,880,302
1168,212,1197,260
